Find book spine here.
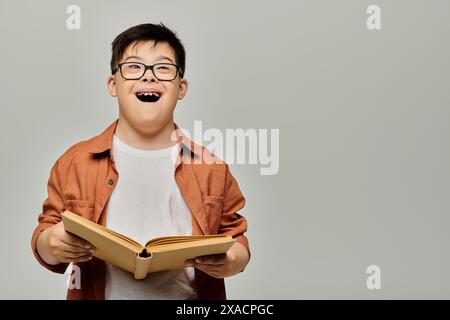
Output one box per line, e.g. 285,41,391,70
134,253,152,280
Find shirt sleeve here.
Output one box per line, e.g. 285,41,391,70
219,165,250,260
30,159,69,274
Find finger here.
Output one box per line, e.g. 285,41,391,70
62,232,94,249
62,253,93,263
73,255,94,263
194,254,226,266
59,241,94,254
63,250,94,260
72,253,94,263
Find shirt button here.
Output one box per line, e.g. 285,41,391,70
107,178,114,185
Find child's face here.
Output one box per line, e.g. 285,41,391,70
107,40,188,134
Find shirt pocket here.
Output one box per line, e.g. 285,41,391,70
202,195,223,234
64,199,95,221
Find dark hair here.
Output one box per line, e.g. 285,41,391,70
110,22,186,77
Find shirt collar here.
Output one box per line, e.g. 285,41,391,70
87,119,202,158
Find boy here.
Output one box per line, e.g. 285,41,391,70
31,23,250,300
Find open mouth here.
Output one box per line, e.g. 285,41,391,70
135,92,161,103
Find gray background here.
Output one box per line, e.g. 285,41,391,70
1,0,449,299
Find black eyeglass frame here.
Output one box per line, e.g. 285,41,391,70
112,62,183,81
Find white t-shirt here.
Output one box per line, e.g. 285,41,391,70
104,134,197,300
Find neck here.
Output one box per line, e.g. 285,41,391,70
114,117,179,151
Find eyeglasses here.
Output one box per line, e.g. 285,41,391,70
112,62,182,81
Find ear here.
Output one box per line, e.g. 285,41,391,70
177,78,189,100
107,75,117,97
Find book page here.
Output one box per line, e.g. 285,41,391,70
147,238,235,273
145,234,230,248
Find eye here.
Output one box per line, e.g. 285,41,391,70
128,64,142,69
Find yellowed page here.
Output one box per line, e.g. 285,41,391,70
145,234,229,247
147,236,235,273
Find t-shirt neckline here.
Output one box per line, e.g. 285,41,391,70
112,134,179,158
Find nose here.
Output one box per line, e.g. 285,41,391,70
141,67,157,83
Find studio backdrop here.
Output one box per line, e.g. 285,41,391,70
1,0,449,299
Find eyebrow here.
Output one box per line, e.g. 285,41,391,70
123,55,175,64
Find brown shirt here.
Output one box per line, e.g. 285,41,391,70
31,119,250,300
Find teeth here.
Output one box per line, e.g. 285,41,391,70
137,92,160,97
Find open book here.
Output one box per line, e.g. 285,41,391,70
61,210,235,280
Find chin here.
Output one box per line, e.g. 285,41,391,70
134,113,162,126
133,112,172,133
120,99,174,131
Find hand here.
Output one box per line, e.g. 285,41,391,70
185,241,250,279
36,221,96,265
